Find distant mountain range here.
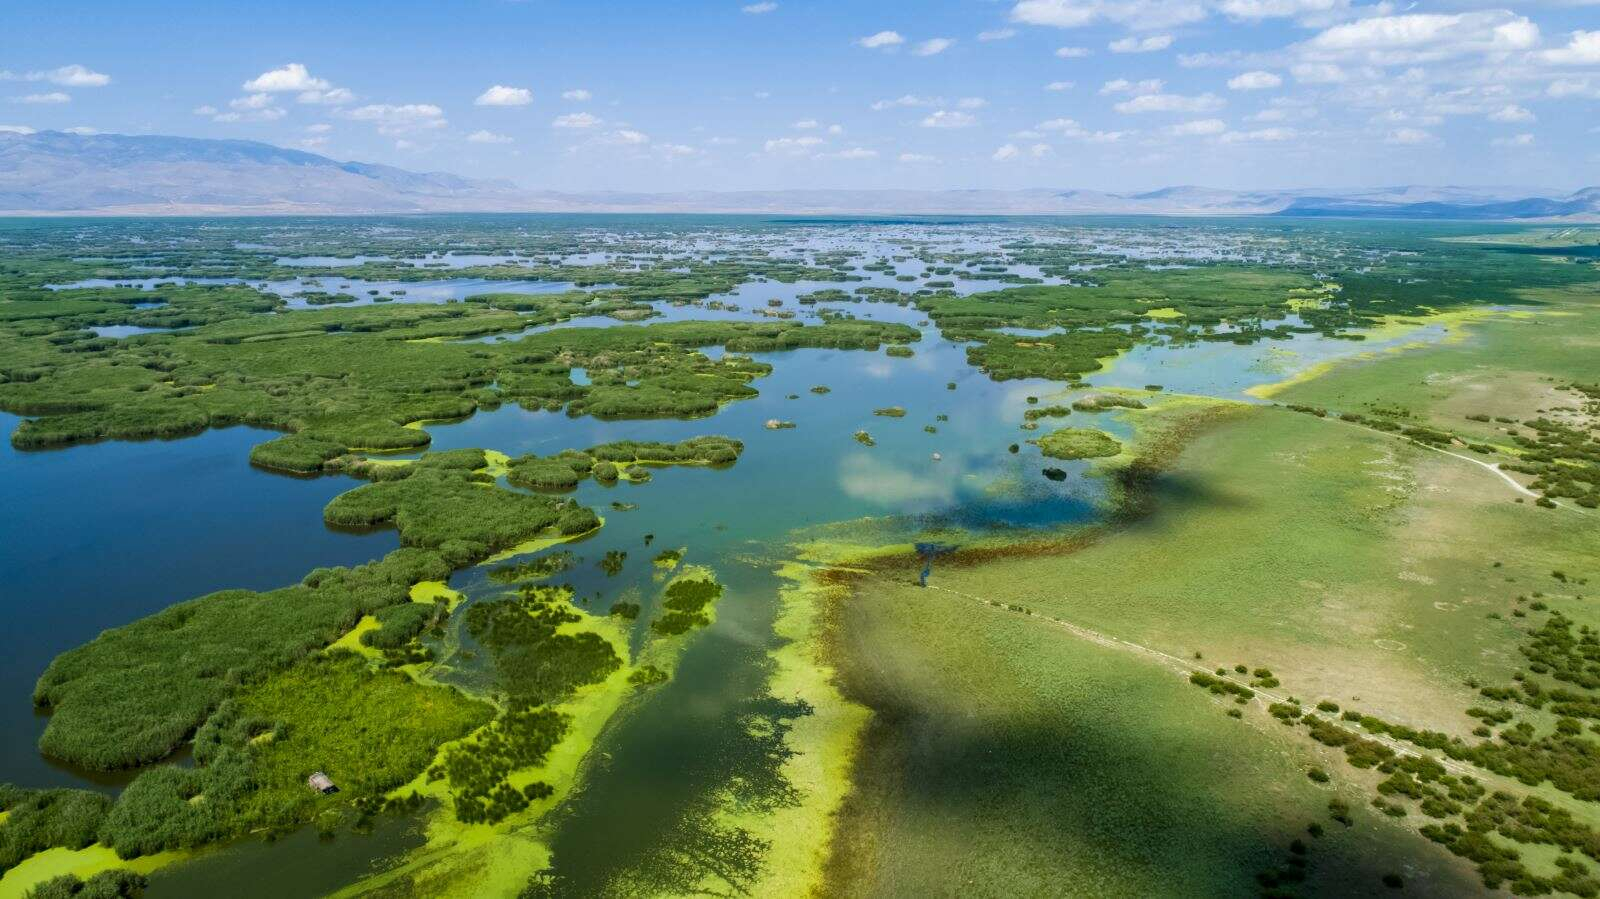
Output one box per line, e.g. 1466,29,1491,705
2,130,1596,221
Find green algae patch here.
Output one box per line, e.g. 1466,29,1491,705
0,844,184,899
1033,427,1122,461
409,580,463,610
1144,306,1185,319
327,616,383,661
707,560,870,898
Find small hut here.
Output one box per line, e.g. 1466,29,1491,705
307,771,339,795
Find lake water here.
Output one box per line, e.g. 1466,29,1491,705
0,216,1467,897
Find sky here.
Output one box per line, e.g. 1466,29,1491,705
2,0,1597,193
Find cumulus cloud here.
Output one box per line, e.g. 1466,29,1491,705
1037,118,1128,141
29,65,111,88
764,135,824,153
552,112,602,129
1290,62,1348,83
1218,0,1347,22
898,152,938,162
476,85,532,106
1114,92,1223,113
914,38,956,56
1488,104,1534,123
562,89,592,101
1384,127,1432,144
1010,0,1207,32
298,87,353,105
1492,132,1535,147
871,94,941,110
346,103,447,134
243,63,327,93
921,109,976,128
1055,46,1092,58
14,92,70,104
467,129,513,144
823,147,879,159
742,1,778,12
1168,118,1226,135
1541,30,1600,65
1100,78,1164,95
1109,34,1173,53
1228,71,1283,90
1300,12,1539,67
1219,126,1296,142
0,125,38,134
992,143,1021,161
857,30,905,49
1045,80,1075,91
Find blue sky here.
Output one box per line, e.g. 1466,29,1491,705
3,0,1597,191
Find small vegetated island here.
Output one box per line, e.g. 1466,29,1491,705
1,217,1599,899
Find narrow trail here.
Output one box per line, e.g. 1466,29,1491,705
1315,412,1592,517
923,582,1480,778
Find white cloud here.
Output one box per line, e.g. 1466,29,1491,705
858,31,905,49
914,38,956,56
15,92,70,104
1487,104,1534,123
1109,34,1173,53
793,118,820,129
992,143,1020,161
921,109,976,128
346,103,447,134
659,143,699,157
0,125,37,134
764,135,824,153
305,123,333,133
1100,78,1164,95
1541,30,1600,65
562,89,592,101
63,126,97,135
298,87,353,105
978,28,1017,41
1010,0,1207,32
1114,92,1223,113
1548,77,1600,99
1228,71,1282,91
1290,62,1347,83
1168,118,1226,135
467,129,513,144
1301,12,1539,66
33,65,110,88
476,85,532,106
1055,46,1092,58
1219,126,1296,142
1038,117,1083,131
213,93,287,122
1385,127,1432,144
1045,81,1075,91
230,93,277,110
1037,117,1128,141
609,129,649,145
898,152,938,162
824,147,879,160
742,1,778,12
1218,0,1346,22
871,94,941,110
243,63,327,93
1492,132,1535,147
553,112,602,129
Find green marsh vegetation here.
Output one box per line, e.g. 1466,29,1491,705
1033,427,1122,460
22,870,147,899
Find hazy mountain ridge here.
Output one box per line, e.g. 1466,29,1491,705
1,131,1595,220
